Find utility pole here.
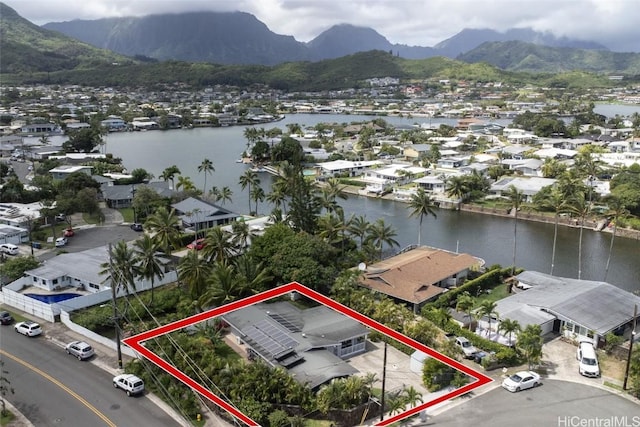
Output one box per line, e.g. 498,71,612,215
109,243,123,369
380,341,387,422
623,304,637,390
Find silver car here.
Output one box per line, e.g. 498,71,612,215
65,341,95,360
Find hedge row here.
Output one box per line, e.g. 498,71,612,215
430,266,512,309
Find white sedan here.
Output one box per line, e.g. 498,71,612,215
501,370,541,392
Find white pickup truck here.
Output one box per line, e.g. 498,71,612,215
455,336,479,359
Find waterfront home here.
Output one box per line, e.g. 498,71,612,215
315,160,382,178
489,176,556,202
102,181,174,209
171,197,239,233
130,117,158,131
493,271,640,349
222,300,368,390
413,175,447,194
100,116,127,132
357,246,485,314
49,165,93,180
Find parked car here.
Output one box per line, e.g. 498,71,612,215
187,238,205,250
113,374,145,396
454,336,478,359
501,371,541,392
55,213,66,222
55,237,68,247
0,243,19,255
63,228,74,237
14,320,42,337
130,223,143,232
576,340,600,377
65,341,95,360
0,311,14,325
473,350,496,364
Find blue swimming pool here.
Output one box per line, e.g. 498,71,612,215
25,293,82,304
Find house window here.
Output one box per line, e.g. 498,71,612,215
53,279,58,285
33,277,37,282
42,279,46,285
341,339,353,350
89,283,99,290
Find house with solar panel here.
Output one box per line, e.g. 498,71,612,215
222,301,369,390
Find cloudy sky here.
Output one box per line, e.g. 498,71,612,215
5,0,640,52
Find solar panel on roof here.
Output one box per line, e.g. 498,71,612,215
267,312,302,332
241,319,299,359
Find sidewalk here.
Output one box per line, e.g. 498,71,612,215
5,308,232,427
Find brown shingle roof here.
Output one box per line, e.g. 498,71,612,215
358,247,483,304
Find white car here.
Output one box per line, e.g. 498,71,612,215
55,237,68,247
65,341,95,360
113,374,145,396
14,320,42,337
501,370,541,392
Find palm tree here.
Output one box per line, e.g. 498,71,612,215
455,292,475,331
144,207,181,257
566,193,590,279
366,218,400,259
232,254,272,294
201,226,235,263
160,165,181,189
497,318,521,347
250,185,265,215
100,240,141,298
199,262,254,308
475,300,499,339
445,175,469,204
537,186,569,275
133,234,165,306
603,195,629,281
217,186,233,205
176,175,196,192
177,250,212,301
197,158,215,194
348,215,370,249
504,184,524,276
408,187,437,246
238,169,259,214
403,385,423,408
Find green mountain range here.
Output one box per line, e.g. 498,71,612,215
0,2,135,74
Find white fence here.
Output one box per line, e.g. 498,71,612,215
60,310,136,358
1,279,57,322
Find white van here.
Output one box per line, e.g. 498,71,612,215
0,243,19,256
576,340,600,377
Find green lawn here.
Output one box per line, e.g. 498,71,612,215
0,410,15,426
474,283,511,304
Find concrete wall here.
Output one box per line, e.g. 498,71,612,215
60,311,136,358
0,278,56,322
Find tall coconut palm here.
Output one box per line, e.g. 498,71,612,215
566,193,590,280
455,292,475,331
603,195,629,281
266,182,287,214
197,158,215,195
537,186,569,275
504,185,524,276
408,187,437,247
100,240,141,299
238,169,259,214
133,234,165,306
160,165,181,189
201,226,235,263
445,175,469,204
475,300,499,339
144,207,181,257
497,318,521,347
348,215,370,249
199,262,254,308
250,185,265,215
176,175,196,192
177,250,212,302
218,186,233,205
366,218,400,260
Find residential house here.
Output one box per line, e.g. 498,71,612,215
357,246,485,313
494,271,640,349
403,144,434,161
102,181,173,209
49,165,92,180
489,176,556,202
315,160,382,178
501,158,543,176
100,116,127,132
223,301,368,390
171,197,239,233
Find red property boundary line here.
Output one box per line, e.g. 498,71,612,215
123,282,493,426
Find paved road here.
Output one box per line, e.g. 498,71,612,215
427,379,640,427
0,324,181,427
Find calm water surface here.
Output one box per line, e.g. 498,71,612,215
104,113,640,292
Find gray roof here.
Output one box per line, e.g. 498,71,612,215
28,245,110,285
102,181,173,202
496,271,640,335
222,301,367,389
172,197,237,224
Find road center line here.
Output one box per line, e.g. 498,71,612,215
0,349,117,427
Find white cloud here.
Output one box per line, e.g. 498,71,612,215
4,0,640,51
